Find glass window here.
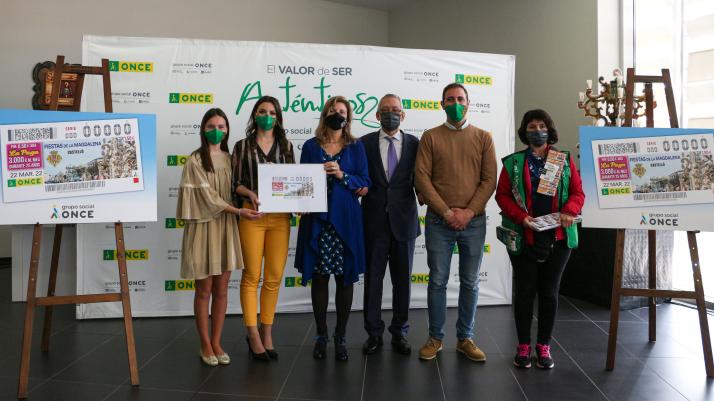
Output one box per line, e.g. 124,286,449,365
632,0,714,302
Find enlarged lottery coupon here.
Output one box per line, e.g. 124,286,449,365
271,176,315,198
257,164,327,213
592,133,714,209
1,118,144,203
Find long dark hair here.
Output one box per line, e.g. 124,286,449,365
192,108,230,173
245,96,292,159
517,109,559,146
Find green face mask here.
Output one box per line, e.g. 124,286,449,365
444,103,466,122
203,128,225,145
255,115,275,131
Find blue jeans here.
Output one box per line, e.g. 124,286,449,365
425,210,486,340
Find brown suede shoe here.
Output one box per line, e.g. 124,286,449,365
418,337,443,360
456,338,486,362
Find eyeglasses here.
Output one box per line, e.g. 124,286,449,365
379,108,403,113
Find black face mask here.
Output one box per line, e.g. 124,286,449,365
380,112,401,131
526,130,549,146
325,113,346,130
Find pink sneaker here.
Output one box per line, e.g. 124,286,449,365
513,343,531,368
535,343,554,369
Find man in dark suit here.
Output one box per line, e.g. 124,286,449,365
359,94,420,355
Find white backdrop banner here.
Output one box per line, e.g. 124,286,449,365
78,35,515,318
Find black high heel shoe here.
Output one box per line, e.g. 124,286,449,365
313,335,328,360
245,336,270,361
265,349,278,360
334,335,348,361
259,325,278,360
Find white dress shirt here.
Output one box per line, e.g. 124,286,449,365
444,119,470,131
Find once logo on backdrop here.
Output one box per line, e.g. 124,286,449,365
168,93,213,104
165,280,195,291
402,71,440,84
411,274,429,284
171,62,213,75
284,276,311,287
108,61,153,73
102,249,150,261
167,155,189,166
165,218,185,229
455,73,493,86
105,280,147,293
451,244,490,254
402,99,441,111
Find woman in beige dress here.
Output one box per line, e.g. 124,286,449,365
177,108,262,366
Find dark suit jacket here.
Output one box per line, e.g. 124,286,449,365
360,130,421,242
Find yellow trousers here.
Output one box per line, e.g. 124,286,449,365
239,203,290,326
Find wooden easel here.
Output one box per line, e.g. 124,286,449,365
605,68,714,377
17,55,139,399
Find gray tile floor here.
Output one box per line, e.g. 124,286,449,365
1,266,713,401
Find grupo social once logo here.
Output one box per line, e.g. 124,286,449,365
639,212,679,227
49,204,95,219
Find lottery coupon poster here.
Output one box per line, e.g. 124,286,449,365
257,164,327,213
579,126,714,231
0,109,157,224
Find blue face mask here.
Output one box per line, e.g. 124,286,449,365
526,130,548,146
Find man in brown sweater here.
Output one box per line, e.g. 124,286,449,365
415,83,497,362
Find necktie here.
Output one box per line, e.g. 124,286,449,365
386,136,398,180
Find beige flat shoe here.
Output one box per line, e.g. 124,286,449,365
216,353,231,365
199,350,218,366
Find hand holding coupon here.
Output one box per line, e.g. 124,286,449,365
323,160,344,179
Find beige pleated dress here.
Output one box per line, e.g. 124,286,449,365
176,152,243,280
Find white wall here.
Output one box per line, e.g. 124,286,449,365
388,0,598,157
0,0,388,110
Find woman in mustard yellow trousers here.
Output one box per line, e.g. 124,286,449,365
232,96,295,361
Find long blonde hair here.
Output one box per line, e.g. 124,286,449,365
315,96,356,145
